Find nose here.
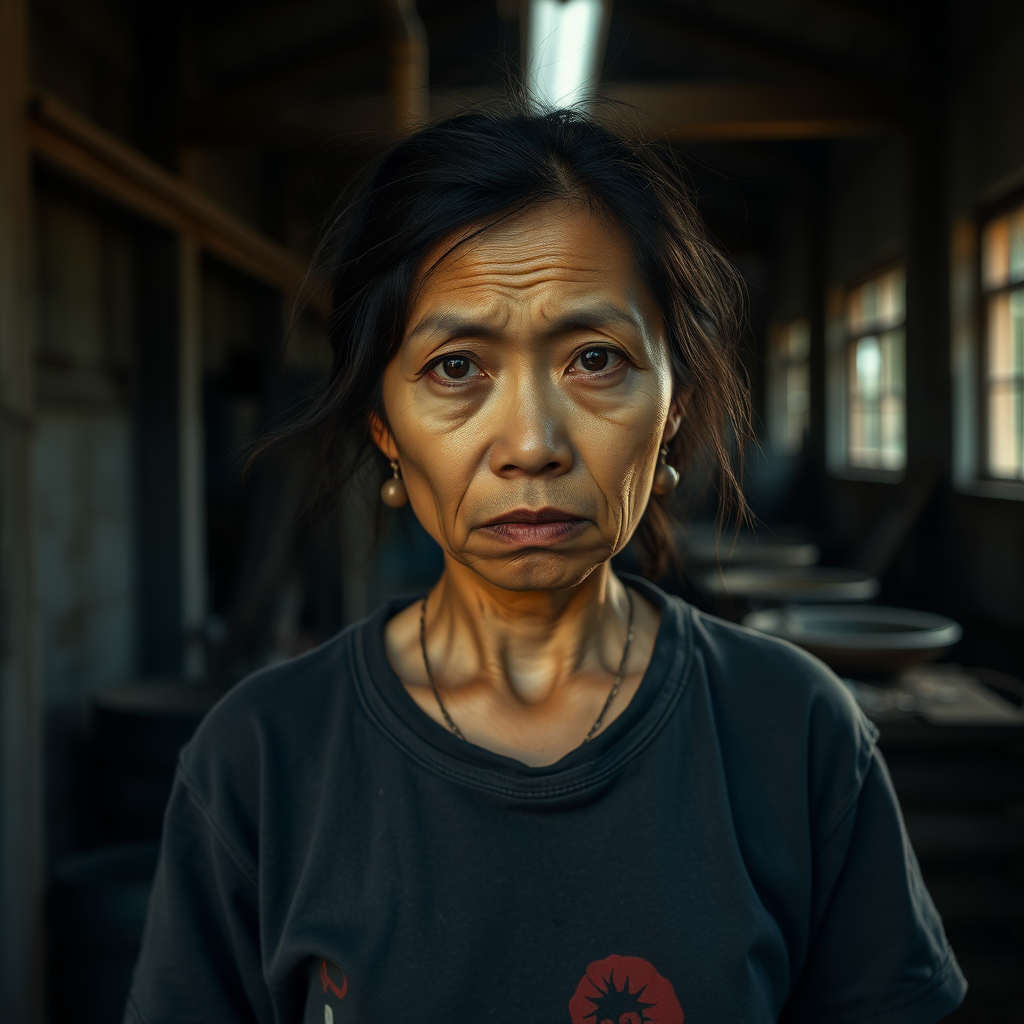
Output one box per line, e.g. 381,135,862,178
487,372,574,479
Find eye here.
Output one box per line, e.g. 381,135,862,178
572,347,623,374
430,354,482,382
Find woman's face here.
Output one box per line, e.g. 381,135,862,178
376,201,681,592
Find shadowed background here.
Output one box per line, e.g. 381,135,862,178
0,1,1021,1021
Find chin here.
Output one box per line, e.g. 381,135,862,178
463,549,607,593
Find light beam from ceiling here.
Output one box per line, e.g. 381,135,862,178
524,0,610,110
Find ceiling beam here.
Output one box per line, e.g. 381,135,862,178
27,93,315,297
180,80,900,148
600,81,901,141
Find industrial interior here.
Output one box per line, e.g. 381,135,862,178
0,0,1021,1020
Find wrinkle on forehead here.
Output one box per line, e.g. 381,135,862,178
412,200,634,298
404,201,661,346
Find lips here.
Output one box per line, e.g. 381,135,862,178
482,507,580,526
478,507,589,546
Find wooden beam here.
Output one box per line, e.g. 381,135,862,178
27,93,313,295
599,81,901,140
183,80,900,147
0,0,44,1019
180,92,394,146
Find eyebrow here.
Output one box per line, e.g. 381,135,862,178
406,301,645,344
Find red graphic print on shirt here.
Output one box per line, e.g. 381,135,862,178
319,960,348,1000
569,955,683,1024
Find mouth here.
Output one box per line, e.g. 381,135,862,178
478,507,589,546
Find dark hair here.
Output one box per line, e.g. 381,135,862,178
266,104,750,578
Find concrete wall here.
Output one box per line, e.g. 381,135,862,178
33,187,137,861
34,189,136,710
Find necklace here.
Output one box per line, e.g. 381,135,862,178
418,589,636,745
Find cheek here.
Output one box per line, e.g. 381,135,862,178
399,432,479,538
382,390,482,537
573,382,669,496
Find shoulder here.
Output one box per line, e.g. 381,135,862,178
688,604,873,741
176,623,364,832
675,599,879,833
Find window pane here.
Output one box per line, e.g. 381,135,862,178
1010,207,1024,284
987,291,1024,379
786,319,811,361
878,268,906,326
846,268,905,334
855,335,883,398
987,382,1023,478
847,328,906,470
986,289,1024,480
880,395,905,470
1013,289,1024,376
983,216,1010,289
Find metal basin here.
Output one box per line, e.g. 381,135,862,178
681,524,820,568
701,566,879,604
743,605,963,675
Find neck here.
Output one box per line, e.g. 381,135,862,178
423,558,632,705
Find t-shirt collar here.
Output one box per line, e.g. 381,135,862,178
351,574,694,803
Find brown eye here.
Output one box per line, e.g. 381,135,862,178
436,356,476,380
579,348,610,372
430,354,481,382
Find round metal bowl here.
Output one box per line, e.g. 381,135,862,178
681,529,820,568
742,605,963,675
701,566,880,604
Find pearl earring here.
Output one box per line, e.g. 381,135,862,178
652,445,680,495
380,460,408,508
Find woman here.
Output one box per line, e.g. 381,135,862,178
126,109,965,1024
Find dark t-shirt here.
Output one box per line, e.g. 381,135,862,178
125,577,966,1024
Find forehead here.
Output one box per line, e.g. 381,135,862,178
411,202,647,309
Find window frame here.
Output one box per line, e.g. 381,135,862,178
978,193,1024,486
826,263,908,483
951,186,1024,502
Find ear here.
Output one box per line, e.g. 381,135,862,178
369,413,399,461
661,388,690,445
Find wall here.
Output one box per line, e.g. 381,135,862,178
943,9,1024,637
806,6,1024,661
33,187,137,859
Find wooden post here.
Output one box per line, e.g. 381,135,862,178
178,233,206,677
0,0,45,1018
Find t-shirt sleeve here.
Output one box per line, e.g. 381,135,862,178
782,744,967,1024
123,761,273,1024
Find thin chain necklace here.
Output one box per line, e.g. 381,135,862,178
418,589,636,745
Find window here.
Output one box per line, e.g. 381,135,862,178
844,267,906,471
767,318,810,454
981,203,1024,480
